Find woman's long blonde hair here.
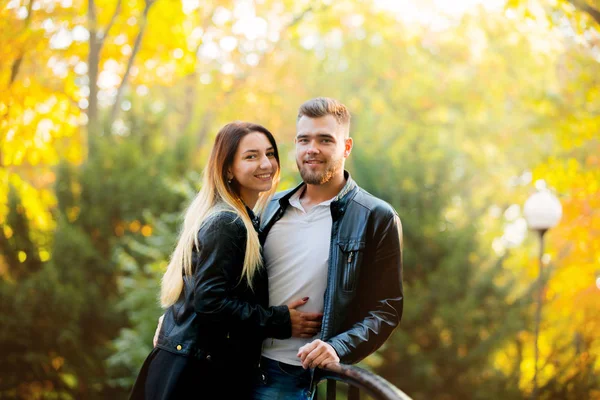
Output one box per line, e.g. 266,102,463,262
160,122,280,308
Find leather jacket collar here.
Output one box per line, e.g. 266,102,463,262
245,205,260,231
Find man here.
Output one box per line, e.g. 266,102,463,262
253,97,403,399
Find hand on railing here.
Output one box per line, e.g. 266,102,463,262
297,339,339,369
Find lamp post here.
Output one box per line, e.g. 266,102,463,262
523,190,562,400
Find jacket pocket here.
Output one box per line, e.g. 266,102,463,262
338,240,365,292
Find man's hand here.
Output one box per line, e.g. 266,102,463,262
297,339,340,369
287,297,323,338
153,314,164,347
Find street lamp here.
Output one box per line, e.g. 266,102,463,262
523,189,562,400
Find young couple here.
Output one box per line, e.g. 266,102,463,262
130,97,404,399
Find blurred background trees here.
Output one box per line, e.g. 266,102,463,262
1,0,598,398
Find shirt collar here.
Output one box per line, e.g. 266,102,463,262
288,178,351,212
278,170,357,211
332,174,354,202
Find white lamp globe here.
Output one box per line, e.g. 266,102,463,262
523,191,562,231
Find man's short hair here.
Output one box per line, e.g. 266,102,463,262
297,97,351,131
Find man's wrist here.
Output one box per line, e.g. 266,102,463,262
326,339,347,361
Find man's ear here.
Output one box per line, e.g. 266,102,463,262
344,137,353,158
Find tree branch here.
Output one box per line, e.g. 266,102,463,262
99,0,122,53
191,4,320,148
177,6,219,134
223,4,322,96
9,0,35,86
109,0,155,125
568,0,600,25
177,3,325,148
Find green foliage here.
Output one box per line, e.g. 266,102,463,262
350,125,527,400
1,0,599,399
0,113,191,398
0,186,43,279
107,208,185,390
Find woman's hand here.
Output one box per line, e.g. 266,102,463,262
153,298,322,345
287,297,323,338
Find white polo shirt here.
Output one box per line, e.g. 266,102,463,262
261,186,333,366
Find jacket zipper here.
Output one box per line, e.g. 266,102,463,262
320,221,337,340
344,251,354,290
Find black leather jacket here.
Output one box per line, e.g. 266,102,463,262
260,172,404,365
156,206,291,369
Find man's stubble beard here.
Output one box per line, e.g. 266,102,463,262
297,155,344,185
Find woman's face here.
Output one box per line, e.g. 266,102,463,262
229,131,278,204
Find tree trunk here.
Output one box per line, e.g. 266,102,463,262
177,73,196,135
86,0,121,157
87,0,100,155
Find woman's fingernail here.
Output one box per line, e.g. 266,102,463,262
302,297,309,301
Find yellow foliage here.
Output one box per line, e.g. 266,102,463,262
66,206,80,222
39,249,50,262
51,357,64,371
141,224,152,237
3,225,13,239
129,220,141,233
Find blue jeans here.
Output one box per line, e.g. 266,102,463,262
252,357,314,400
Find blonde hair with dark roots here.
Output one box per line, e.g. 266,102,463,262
297,97,351,136
160,122,280,308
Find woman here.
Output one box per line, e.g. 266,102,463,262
130,122,319,399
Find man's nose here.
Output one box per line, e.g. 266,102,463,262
306,142,319,154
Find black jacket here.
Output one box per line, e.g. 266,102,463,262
260,172,404,365
156,206,291,369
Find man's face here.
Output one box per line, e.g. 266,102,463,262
295,115,352,185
